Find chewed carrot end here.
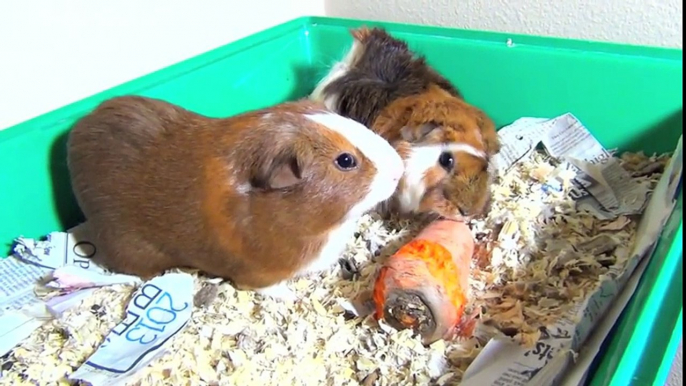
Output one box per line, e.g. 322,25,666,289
395,239,468,315
372,237,470,344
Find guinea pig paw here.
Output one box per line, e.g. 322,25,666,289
256,282,299,303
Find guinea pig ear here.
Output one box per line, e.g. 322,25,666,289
350,27,372,43
250,145,306,191
400,121,441,143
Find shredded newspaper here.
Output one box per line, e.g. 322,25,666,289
0,114,680,386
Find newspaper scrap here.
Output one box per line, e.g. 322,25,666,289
13,222,107,272
543,134,681,386
0,305,51,360
45,288,98,315
0,252,55,356
0,222,140,357
557,134,682,385
38,265,140,296
493,113,652,220
68,272,194,386
461,118,682,386
558,244,653,386
493,117,549,173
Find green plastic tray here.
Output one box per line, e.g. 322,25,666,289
0,16,682,386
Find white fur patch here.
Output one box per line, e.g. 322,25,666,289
228,170,251,195
235,183,251,195
255,281,297,301
305,112,404,219
399,146,441,213
442,143,488,160
298,218,358,277
309,40,364,111
398,143,487,213
310,63,344,111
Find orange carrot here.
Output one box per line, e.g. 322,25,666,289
372,219,475,345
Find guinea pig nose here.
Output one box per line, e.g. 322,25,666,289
458,207,469,216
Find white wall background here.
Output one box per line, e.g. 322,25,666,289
326,0,683,49
0,0,325,130
0,0,682,130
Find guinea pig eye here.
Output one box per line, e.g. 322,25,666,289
335,152,358,171
438,152,455,171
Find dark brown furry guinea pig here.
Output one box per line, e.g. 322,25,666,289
66,96,404,301
310,27,501,222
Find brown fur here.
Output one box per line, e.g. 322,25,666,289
67,96,377,289
315,26,500,220
321,27,462,128
375,85,500,219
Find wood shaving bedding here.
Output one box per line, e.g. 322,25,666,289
0,149,670,386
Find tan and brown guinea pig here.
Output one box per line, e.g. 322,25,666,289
310,27,501,221
66,96,404,301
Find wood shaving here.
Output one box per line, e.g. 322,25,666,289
194,283,220,308
0,149,669,386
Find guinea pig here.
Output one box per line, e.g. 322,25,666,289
66,96,404,301
310,27,501,221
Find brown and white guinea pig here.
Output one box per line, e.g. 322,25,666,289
66,96,404,301
309,27,501,222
